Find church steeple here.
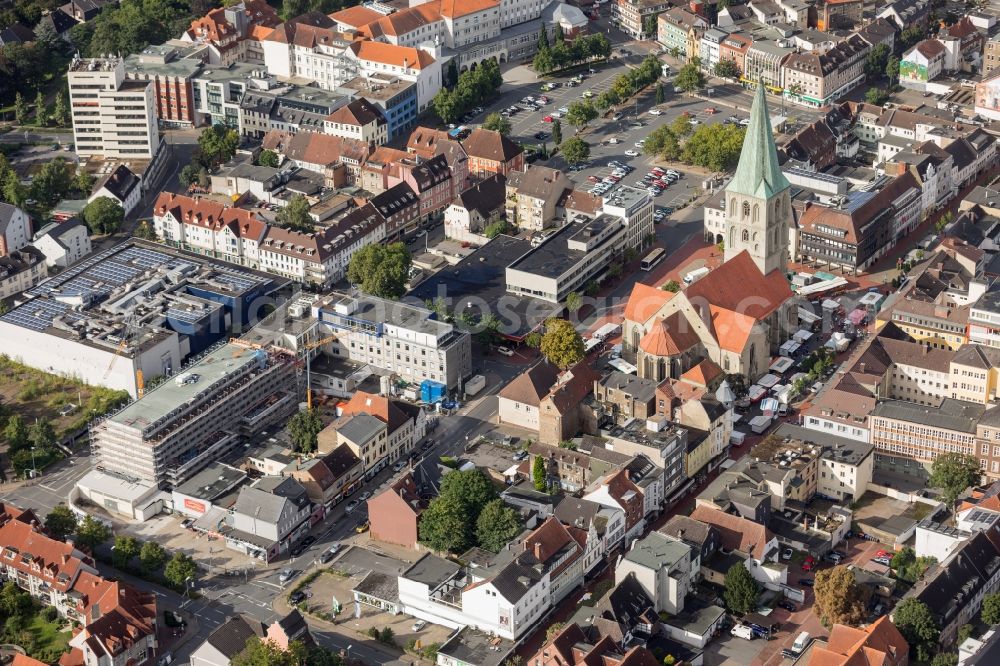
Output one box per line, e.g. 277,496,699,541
727,82,790,200
723,82,791,276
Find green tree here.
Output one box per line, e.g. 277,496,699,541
984,592,1000,624
44,504,77,541
865,43,890,80
447,59,459,86
930,654,958,666
532,454,546,491
886,56,900,84
82,197,125,235
538,24,549,51
4,414,28,450
484,219,510,239
419,494,472,552
53,90,69,126
28,419,55,449
655,83,665,105
663,280,680,292
565,291,582,314
133,220,157,241
34,90,46,127
179,164,198,189
674,61,706,94
85,0,187,57
139,541,167,575
525,331,542,349
232,638,308,666
813,566,869,626
281,0,308,19
440,469,497,518
723,562,759,615
347,242,412,299
72,168,95,196
475,499,523,553
257,149,279,168
1,168,27,207
0,581,31,617
893,598,939,663
30,158,72,207
958,624,974,645
13,92,28,126
483,112,512,135
714,58,740,80
164,552,198,590
539,318,584,369
865,87,889,106
551,119,562,146
196,124,239,169
560,137,590,165
930,452,982,508
681,123,746,171
533,48,555,75
287,409,323,453
275,194,314,233
890,546,936,583
642,14,658,38
554,23,564,43
565,101,598,129
900,25,924,50
74,515,112,551
112,535,140,569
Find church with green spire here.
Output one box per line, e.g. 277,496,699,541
723,82,792,277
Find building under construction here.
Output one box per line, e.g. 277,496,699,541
84,339,299,498
0,240,279,398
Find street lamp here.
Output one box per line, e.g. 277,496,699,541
29,446,37,479
185,576,194,599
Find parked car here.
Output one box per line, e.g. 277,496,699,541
355,520,370,534
875,549,892,559
778,601,797,612
319,544,342,564
345,500,360,513
800,578,814,587
802,555,816,571
359,491,372,501
412,620,427,632
649,109,663,115
826,551,845,564
625,149,639,157
543,116,554,123
781,548,793,561
393,460,407,472
872,556,893,566
496,346,515,357
278,569,299,584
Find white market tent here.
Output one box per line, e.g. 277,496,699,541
769,357,794,374
758,373,780,389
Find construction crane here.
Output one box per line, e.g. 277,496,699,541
300,333,341,410
102,311,146,397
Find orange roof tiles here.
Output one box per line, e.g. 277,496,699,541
685,250,792,321
808,616,908,666
154,192,267,240
440,0,498,18
349,41,435,69
681,358,723,387
329,5,384,27
624,282,675,324
639,312,700,356
689,505,773,560
709,305,758,353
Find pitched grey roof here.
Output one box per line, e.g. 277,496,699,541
660,515,716,548
234,477,308,522
597,371,657,403
204,615,265,659
871,398,985,433
403,553,461,588
337,412,385,443
0,202,24,235
489,557,543,604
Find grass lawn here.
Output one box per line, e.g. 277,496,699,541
26,613,72,662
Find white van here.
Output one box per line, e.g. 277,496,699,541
731,624,754,640
683,267,710,285
792,631,811,653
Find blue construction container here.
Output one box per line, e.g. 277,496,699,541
420,380,447,403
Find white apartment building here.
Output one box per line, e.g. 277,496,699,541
346,41,442,111
32,219,92,268
700,28,729,72
153,192,386,287
0,247,46,299
0,203,32,256
615,532,692,614
314,293,472,390
68,55,160,159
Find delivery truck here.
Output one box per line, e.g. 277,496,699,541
464,374,486,396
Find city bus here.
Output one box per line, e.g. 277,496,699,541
640,248,665,271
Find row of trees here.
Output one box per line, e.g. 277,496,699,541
418,469,523,553
532,29,611,75
642,116,746,171
44,504,199,590
433,58,503,125
12,89,70,127
586,55,665,113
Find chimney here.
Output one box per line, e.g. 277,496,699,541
534,541,543,561
90,602,100,623
859,362,866,374
62,554,70,565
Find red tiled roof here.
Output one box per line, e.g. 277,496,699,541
440,0,497,18
639,312,700,356
689,505,773,559
808,616,909,666
328,5,384,27
349,41,435,70
680,358,723,387
685,251,791,321
624,282,675,324
499,363,561,406
339,390,411,433
154,192,267,241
